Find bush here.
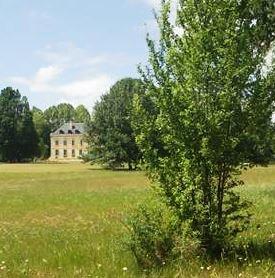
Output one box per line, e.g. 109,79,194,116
124,197,201,268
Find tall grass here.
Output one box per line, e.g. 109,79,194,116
0,163,274,277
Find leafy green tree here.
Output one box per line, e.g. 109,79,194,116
133,0,275,254
32,107,51,158
56,103,75,123
87,78,144,169
0,87,39,162
75,105,91,123
44,103,75,131
44,105,60,131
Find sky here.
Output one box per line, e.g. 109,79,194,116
0,0,164,111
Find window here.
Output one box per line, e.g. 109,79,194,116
72,140,75,146
79,149,83,156
55,150,59,157
55,140,59,146
72,125,75,129
72,149,75,157
63,140,67,146
64,150,67,158
59,130,64,134
75,129,80,134
68,130,73,134
80,140,83,146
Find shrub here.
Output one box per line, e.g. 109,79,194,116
124,197,201,268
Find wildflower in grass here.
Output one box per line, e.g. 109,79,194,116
200,266,204,270
239,273,242,277
122,267,128,271
97,263,102,268
206,266,211,271
256,260,261,264
42,258,47,263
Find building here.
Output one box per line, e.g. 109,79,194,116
49,122,88,161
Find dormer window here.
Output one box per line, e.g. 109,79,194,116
75,129,80,134
68,130,73,134
59,130,64,134
72,125,75,129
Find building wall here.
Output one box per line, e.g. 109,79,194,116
49,134,88,161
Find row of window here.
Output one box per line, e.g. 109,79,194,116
55,140,83,146
55,149,83,158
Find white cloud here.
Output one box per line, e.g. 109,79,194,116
9,43,120,108
35,65,63,83
11,70,114,107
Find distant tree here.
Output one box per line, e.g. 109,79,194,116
75,105,91,123
133,0,275,256
44,105,60,131
0,87,39,162
86,78,144,170
32,107,51,158
56,103,75,123
44,103,75,131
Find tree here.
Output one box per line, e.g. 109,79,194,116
0,87,39,162
133,0,275,254
75,105,91,123
32,107,51,158
44,105,60,131
44,103,75,131
56,103,75,123
87,78,144,169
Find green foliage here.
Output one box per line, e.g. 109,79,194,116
44,103,90,131
133,0,275,256
125,197,178,268
32,107,51,159
75,105,91,123
86,78,144,169
124,196,201,269
0,87,39,162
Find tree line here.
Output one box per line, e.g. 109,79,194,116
0,75,274,165
0,78,145,165
0,87,91,162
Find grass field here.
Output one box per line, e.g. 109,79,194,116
0,163,274,277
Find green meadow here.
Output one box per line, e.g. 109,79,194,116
0,163,274,277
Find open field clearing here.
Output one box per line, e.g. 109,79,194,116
0,163,274,277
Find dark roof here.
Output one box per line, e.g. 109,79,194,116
51,122,86,136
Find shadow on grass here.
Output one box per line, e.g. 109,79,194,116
87,167,141,172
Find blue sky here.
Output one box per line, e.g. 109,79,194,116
0,0,163,110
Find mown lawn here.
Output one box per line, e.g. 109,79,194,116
0,163,274,277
